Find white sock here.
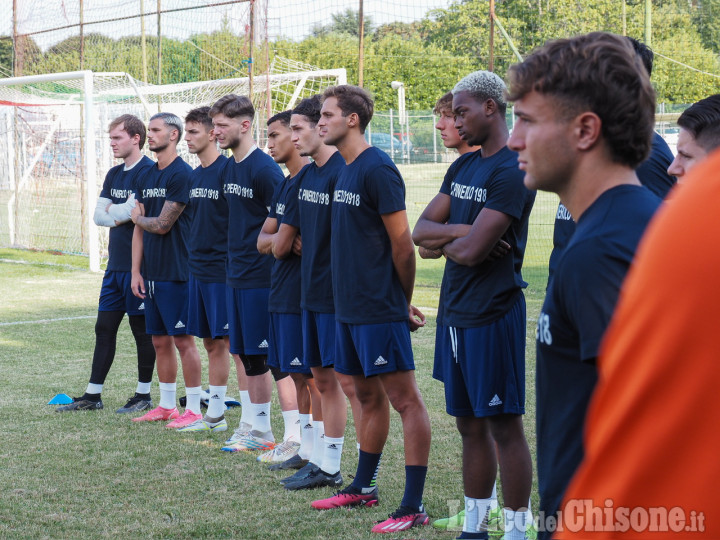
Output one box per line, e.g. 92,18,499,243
207,385,227,419
136,381,151,395
86,383,103,395
185,386,202,415
252,401,271,434
239,390,252,427
159,382,176,409
322,435,344,475
504,509,529,540
298,413,313,459
282,409,300,442
463,496,491,533
310,420,324,466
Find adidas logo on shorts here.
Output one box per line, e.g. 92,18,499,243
258,340,269,348
489,394,503,407
290,358,302,366
223,323,229,330
175,320,185,329
374,356,388,366
138,303,145,310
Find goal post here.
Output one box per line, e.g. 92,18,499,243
0,63,346,271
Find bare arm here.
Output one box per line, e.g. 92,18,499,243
272,223,299,260
130,224,145,298
131,200,186,235
257,216,277,255
382,209,425,331
412,192,471,250
442,207,513,267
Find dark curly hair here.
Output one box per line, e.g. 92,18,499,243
507,32,655,169
321,85,374,133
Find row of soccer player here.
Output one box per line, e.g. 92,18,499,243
56,30,720,539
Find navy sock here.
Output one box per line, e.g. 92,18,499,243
351,450,381,491
456,532,489,540
400,464,428,510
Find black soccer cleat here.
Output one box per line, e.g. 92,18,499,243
268,454,308,472
116,393,153,414
284,468,343,491
56,397,104,412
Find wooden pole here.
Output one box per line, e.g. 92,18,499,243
489,0,495,72
358,0,365,87
141,0,148,82
249,0,254,99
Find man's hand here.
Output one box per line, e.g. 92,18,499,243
131,272,146,299
130,201,145,224
486,239,511,262
292,234,302,256
408,304,426,332
418,246,443,259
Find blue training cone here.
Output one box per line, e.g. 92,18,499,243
48,393,73,405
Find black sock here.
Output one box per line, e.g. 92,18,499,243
88,311,125,386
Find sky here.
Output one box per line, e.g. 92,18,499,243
2,0,453,51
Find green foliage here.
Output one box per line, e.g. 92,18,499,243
311,8,375,37
693,0,720,53
0,36,14,74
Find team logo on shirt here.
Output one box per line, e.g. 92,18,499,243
298,188,330,205
333,189,361,206
143,188,166,198
224,183,253,198
556,203,573,221
189,187,219,199
275,202,285,215
450,181,487,202
110,188,131,199
536,312,552,345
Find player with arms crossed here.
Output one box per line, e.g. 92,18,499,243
413,71,536,540
255,110,309,464
506,32,661,538
310,85,432,535
57,114,156,413
130,112,202,426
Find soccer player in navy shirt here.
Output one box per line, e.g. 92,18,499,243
547,37,676,284
275,96,362,489
169,106,234,433
57,115,156,414
209,94,288,453
667,93,720,179
309,85,431,535
129,112,202,426
256,110,310,467
506,32,662,539
413,72,536,540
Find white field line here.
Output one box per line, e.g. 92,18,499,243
0,315,95,327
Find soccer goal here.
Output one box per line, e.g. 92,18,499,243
0,61,346,271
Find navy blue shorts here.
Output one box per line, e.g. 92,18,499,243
268,312,310,374
144,280,190,336
226,286,270,356
433,294,526,417
334,320,415,377
302,310,336,369
98,270,145,316
187,274,229,339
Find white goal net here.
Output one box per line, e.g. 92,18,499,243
0,59,346,270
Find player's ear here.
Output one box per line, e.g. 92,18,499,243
346,112,359,128
575,112,602,151
484,98,497,116
240,118,252,133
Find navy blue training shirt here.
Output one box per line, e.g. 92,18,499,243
101,155,154,272
268,172,303,314
187,155,229,283
223,147,283,289
284,151,345,314
331,146,408,324
437,146,535,327
547,132,676,282
536,184,661,530
135,156,193,282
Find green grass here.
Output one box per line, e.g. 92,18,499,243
1,199,549,539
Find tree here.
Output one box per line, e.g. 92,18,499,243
693,0,720,53
0,36,12,75
310,9,374,38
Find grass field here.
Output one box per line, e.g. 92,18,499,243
0,235,549,539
